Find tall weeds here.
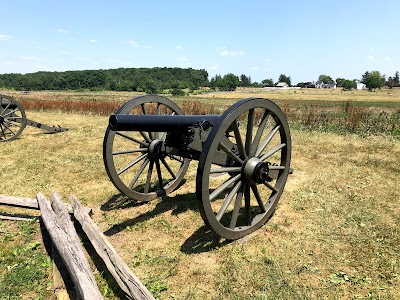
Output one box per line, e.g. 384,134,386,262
20,99,399,138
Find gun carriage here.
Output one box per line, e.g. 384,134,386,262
104,95,291,240
0,94,68,142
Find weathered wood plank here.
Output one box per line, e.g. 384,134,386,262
70,194,154,300
0,194,92,215
0,212,38,222
0,195,39,209
37,192,103,300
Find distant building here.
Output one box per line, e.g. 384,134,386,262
275,82,289,88
315,81,336,89
357,82,366,90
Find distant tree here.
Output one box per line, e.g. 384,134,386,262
394,71,400,86
336,78,346,87
239,74,252,87
341,79,357,90
210,74,222,90
221,73,240,91
363,70,385,91
318,74,335,84
386,76,394,89
252,81,263,87
278,74,291,86
361,71,370,84
262,78,274,87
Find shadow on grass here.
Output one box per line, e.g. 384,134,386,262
102,192,198,237
101,191,231,253
180,225,231,254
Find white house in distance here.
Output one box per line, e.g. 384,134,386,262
315,81,336,89
357,82,366,90
275,82,289,88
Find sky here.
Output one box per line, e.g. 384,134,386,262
1,0,399,84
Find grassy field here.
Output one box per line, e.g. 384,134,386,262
0,89,399,299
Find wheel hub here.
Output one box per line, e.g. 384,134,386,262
242,157,270,184
148,139,163,160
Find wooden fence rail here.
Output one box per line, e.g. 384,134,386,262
0,192,154,300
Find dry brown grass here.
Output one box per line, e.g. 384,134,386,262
1,109,399,299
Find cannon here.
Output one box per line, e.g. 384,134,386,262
103,95,291,240
0,94,68,142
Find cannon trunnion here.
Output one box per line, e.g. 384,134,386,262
103,95,291,240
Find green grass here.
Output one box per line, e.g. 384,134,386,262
0,90,399,299
0,220,53,299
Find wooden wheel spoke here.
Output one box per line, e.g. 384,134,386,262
160,157,176,179
251,110,269,156
230,185,244,229
2,122,16,135
1,103,11,115
112,148,147,155
255,124,281,157
232,122,246,159
117,153,147,175
139,131,152,143
219,141,244,165
263,181,278,193
2,108,20,118
210,174,241,201
128,159,150,189
144,160,154,193
155,159,163,190
210,167,241,174
116,131,149,147
216,181,242,221
245,109,254,156
259,143,286,161
251,184,266,213
244,184,251,225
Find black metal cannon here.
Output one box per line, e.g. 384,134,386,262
103,95,291,240
0,94,68,142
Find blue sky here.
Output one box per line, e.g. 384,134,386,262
1,0,399,84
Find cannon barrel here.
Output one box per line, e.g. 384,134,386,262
109,114,221,132
1,100,18,110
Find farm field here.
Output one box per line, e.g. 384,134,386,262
0,89,399,299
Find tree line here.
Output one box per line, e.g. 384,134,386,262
0,67,398,93
0,67,209,93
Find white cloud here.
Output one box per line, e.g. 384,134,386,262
176,45,182,49
220,49,245,56
385,56,390,61
177,56,188,62
55,28,69,33
0,34,12,41
128,40,152,49
208,65,219,71
19,56,39,61
368,55,374,60
89,39,97,43
251,66,259,71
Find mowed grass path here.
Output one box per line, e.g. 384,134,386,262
1,108,399,299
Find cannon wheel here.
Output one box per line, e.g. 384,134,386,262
103,95,190,201
196,98,291,240
0,95,27,142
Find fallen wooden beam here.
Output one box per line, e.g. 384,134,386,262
0,212,38,222
0,195,39,209
70,194,154,300
37,192,104,300
0,194,92,215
